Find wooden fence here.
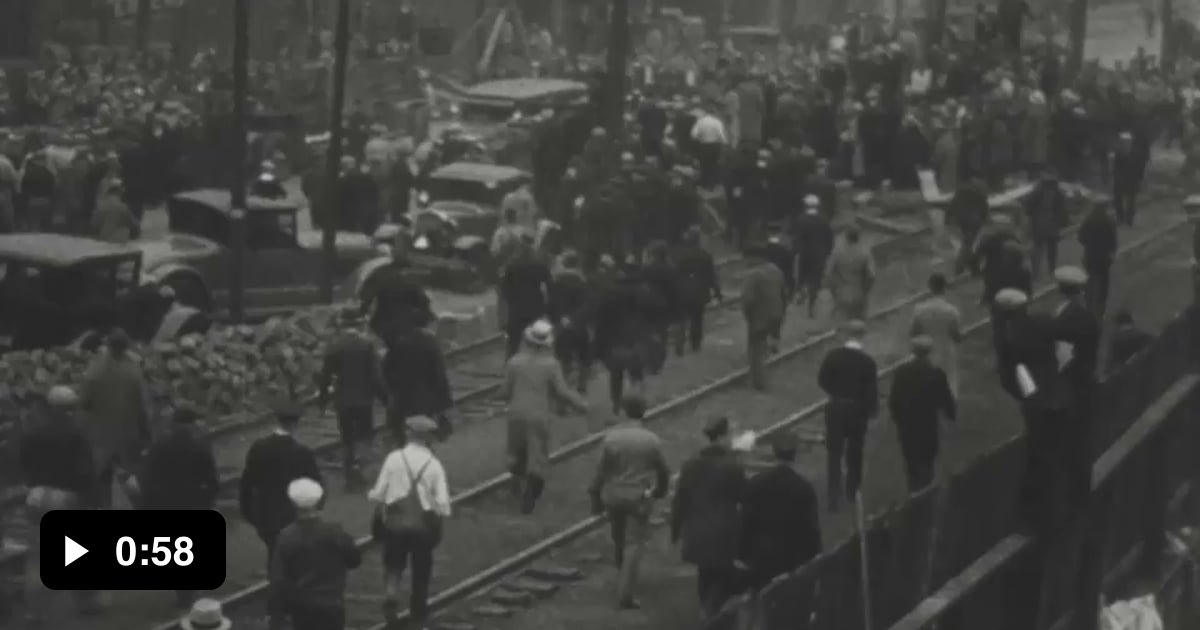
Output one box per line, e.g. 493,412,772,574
706,303,1200,630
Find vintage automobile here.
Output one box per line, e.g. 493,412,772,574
0,234,207,351
393,161,533,290
139,190,383,318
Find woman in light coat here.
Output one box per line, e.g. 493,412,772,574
504,319,588,513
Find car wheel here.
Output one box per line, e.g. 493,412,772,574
165,274,213,313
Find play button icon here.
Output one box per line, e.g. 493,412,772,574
64,536,88,567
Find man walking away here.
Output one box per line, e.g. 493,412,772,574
548,250,593,392
910,273,963,396
691,107,728,189
501,236,552,358
1024,167,1067,279
889,336,957,492
792,196,834,317
673,227,723,354
1111,132,1144,226
1079,199,1118,315
80,328,152,509
141,406,219,608
817,320,879,511
369,416,451,630
382,311,455,443
319,306,389,489
1108,309,1152,373
824,228,877,322
239,400,323,577
21,386,98,624
270,478,362,630
589,395,671,609
740,431,821,589
671,417,746,620
741,242,787,390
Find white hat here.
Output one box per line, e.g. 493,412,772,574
180,598,232,630
47,385,79,407
1053,265,1088,287
524,319,554,347
804,194,820,207
287,478,324,510
994,288,1030,309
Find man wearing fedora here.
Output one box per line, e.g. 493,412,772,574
320,305,389,488
270,478,361,630
239,400,323,578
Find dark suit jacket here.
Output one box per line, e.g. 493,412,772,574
671,445,746,568
818,345,879,416
142,428,219,511
889,358,956,457
383,330,453,423
238,433,322,535
741,464,821,583
1054,299,1101,388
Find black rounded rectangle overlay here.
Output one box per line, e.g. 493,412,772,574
40,510,226,591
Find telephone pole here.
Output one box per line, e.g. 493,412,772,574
229,0,249,323
604,0,630,136
136,0,152,53
1067,0,1088,76
320,0,353,303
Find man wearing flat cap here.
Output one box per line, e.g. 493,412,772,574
740,241,787,390
270,478,361,630
739,430,822,589
672,416,746,619
817,320,878,511
240,399,323,575
889,335,957,491
319,306,388,488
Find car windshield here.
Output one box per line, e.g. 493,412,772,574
459,102,515,124
425,177,517,206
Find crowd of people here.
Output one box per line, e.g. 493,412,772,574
7,3,1192,630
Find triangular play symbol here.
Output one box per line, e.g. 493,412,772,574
64,536,88,567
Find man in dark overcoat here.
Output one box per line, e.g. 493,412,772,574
739,431,821,589
360,241,434,340
639,241,681,374
671,417,746,620
141,406,219,607
888,335,957,492
724,145,768,249
672,228,723,355
382,312,455,442
950,178,989,274
1024,168,1068,279
238,401,323,575
792,196,835,317
589,257,664,414
1078,199,1118,315
1051,266,1101,505
817,320,879,511
501,237,552,358
1111,131,1145,226
319,307,389,487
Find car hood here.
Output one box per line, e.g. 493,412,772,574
132,234,223,271
296,229,379,256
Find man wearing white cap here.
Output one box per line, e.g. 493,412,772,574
20,385,100,623
269,478,361,630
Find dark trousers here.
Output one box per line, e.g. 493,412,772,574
554,327,592,392
696,142,722,188
383,531,436,623
798,259,825,315
606,349,645,413
696,564,739,617
899,439,936,493
1030,237,1058,279
825,401,869,508
1085,263,1112,316
676,304,705,354
1113,184,1139,225
289,604,345,630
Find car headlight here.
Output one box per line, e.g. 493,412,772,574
414,235,430,250
418,191,430,205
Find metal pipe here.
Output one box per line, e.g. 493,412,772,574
229,0,249,323
320,0,353,303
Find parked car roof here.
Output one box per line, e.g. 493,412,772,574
0,234,138,267
429,162,530,184
464,78,588,102
171,189,299,213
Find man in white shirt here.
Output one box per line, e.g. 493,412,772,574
690,110,727,189
369,416,451,629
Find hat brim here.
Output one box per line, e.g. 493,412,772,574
181,617,232,630
524,332,554,346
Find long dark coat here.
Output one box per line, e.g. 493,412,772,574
740,464,821,585
671,445,746,568
238,434,322,537
888,357,956,462
141,427,219,510
382,329,453,425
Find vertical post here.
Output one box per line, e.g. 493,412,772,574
605,0,630,136
320,0,352,304
1067,0,1088,76
1162,0,1174,66
229,0,249,323
1072,485,1113,630
136,0,152,53
1140,432,1170,577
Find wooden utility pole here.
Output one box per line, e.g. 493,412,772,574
136,0,152,53
605,0,630,136
1067,0,1088,76
320,0,353,303
229,0,250,323
1162,0,1175,69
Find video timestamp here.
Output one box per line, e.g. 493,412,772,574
39,510,226,591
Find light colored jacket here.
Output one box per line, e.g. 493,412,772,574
80,353,151,470
504,350,587,421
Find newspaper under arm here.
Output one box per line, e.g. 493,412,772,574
1016,363,1038,398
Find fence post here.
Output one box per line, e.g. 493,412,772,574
1072,483,1114,630
1140,430,1171,578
